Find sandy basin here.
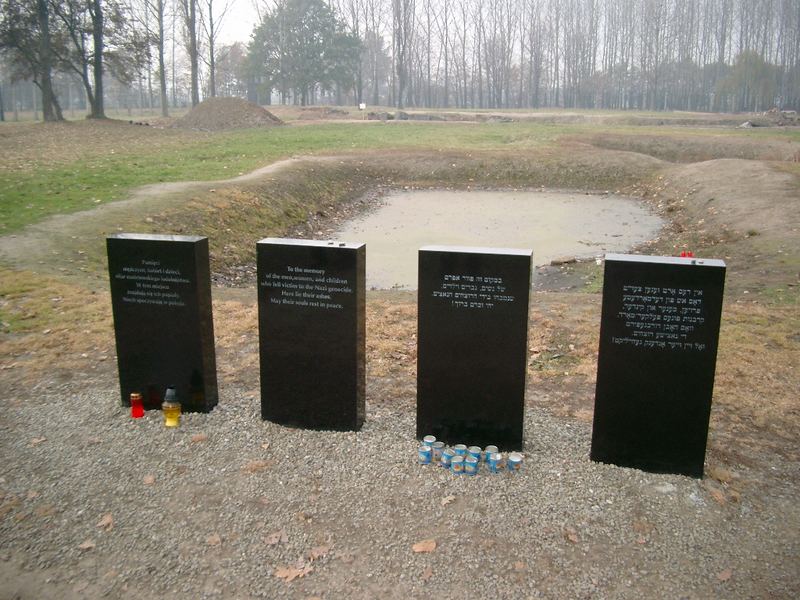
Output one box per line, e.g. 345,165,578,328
336,190,663,289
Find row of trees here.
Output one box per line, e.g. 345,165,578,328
340,0,800,111
0,0,238,121
2,0,800,120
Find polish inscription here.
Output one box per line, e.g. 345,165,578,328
114,259,189,307
431,274,515,310
260,265,353,311
612,284,707,351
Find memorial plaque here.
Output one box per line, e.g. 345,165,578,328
417,245,533,450
257,238,365,431
591,253,726,478
107,234,218,412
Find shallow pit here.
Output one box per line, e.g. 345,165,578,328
336,189,663,289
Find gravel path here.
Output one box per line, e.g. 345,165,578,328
1,384,798,599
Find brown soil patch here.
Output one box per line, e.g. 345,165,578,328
174,97,283,131
586,133,800,162
0,119,203,172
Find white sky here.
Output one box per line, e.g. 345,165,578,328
216,0,262,46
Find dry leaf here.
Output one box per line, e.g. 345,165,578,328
421,566,433,581
635,535,647,545
632,518,655,535
191,433,209,443
308,545,331,561
143,475,155,486
563,527,579,544
412,539,437,553
78,539,96,551
206,534,221,546
265,530,288,545
26,491,40,500
708,466,734,483
243,460,272,473
717,568,733,582
274,564,313,583
96,513,113,531
261,442,271,450
513,561,526,571
705,482,727,506
30,437,47,446
440,495,456,507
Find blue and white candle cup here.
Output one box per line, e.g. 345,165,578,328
507,452,523,472
464,456,479,475
423,434,437,447
453,444,468,457
467,446,482,462
488,452,504,473
431,441,445,463
483,445,499,461
418,445,433,465
441,448,456,468
451,455,465,474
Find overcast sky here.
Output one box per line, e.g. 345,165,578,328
217,0,261,46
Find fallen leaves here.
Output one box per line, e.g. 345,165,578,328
78,539,96,551
96,513,113,531
143,474,156,486
412,539,436,553
563,526,579,544
265,529,288,545
191,433,209,443
307,545,330,561
717,568,733,582
30,437,47,446
206,534,221,546
705,482,727,506
242,460,272,474
440,495,456,507
274,562,313,583
421,566,433,581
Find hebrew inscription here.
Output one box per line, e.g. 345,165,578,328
431,274,516,310
612,284,707,351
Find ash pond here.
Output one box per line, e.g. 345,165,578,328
335,190,663,289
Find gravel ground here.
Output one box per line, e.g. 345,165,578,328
0,383,798,600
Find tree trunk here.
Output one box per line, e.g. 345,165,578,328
189,0,200,106
88,0,105,118
208,0,216,97
0,83,5,121
36,0,62,121
157,0,169,116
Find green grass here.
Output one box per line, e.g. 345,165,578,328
1,116,797,234
0,121,576,233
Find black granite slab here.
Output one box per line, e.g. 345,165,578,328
416,245,533,450
257,238,365,431
591,253,727,478
106,233,218,412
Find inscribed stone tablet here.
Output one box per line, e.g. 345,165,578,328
417,245,532,450
257,238,365,431
107,233,218,412
591,253,726,477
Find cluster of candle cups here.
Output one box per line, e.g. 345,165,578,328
418,435,523,475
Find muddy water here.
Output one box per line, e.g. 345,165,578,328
336,190,663,290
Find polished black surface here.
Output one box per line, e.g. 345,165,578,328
416,245,532,450
106,233,218,412
591,253,726,478
257,238,365,431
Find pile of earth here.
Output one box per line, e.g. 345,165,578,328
174,97,283,131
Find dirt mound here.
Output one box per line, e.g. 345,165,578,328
175,97,283,131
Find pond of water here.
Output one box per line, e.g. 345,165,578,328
336,190,663,290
